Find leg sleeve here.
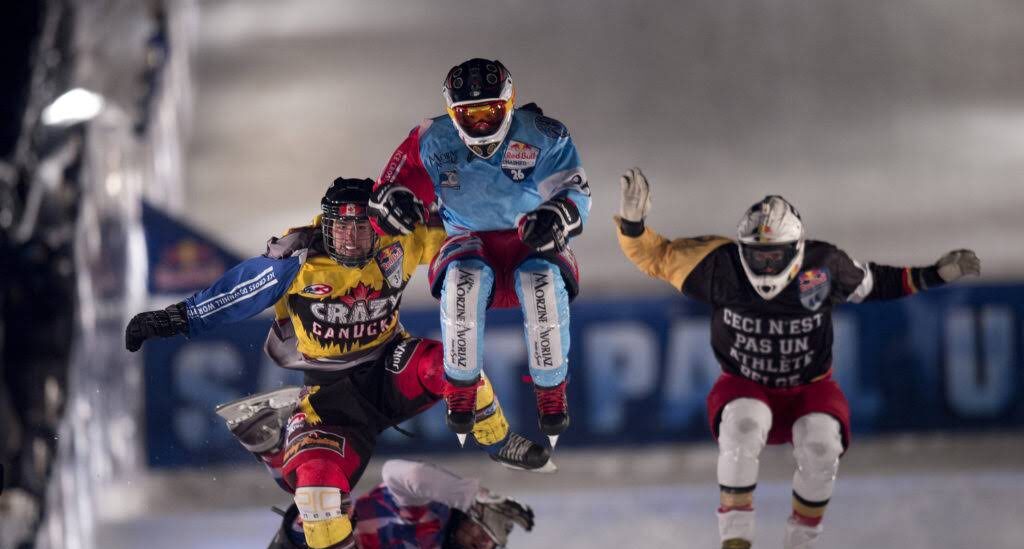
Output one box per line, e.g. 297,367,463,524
514,258,570,387
439,259,494,382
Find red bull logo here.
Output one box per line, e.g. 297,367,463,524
799,268,828,292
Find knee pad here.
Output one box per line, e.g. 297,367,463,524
514,258,570,387
717,398,772,489
791,413,843,503
440,259,493,382
472,374,510,446
294,486,353,549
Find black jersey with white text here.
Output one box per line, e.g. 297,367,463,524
616,221,945,389
682,241,868,387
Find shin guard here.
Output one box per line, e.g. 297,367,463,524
514,258,570,387
440,259,493,382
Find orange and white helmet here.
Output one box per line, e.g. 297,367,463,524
736,195,805,300
442,58,515,159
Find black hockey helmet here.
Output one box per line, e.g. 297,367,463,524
443,58,516,159
320,177,378,267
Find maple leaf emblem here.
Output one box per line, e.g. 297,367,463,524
338,282,381,307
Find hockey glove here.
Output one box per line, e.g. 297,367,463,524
368,184,427,236
518,196,582,253
935,249,980,282
469,489,535,546
125,302,189,352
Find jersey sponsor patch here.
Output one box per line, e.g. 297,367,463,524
440,169,460,189
385,337,418,374
375,242,405,289
284,429,346,462
534,115,568,138
429,149,459,167
501,140,540,181
798,268,831,311
301,283,333,296
381,150,407,184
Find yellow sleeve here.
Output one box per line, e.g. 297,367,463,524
413,225,448,265
615,216,731,290
273,294,290,321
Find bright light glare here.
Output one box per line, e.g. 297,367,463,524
41,88,105,126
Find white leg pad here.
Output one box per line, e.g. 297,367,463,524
718,508,756,543
439,260,492,381
294,486,344,521
784,515,824,549
791,413,843,503
717,398,772,488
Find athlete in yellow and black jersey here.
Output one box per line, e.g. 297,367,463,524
126,178,554,549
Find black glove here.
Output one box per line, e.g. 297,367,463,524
125,302,190,352
518,196,582,253
368,184,427,236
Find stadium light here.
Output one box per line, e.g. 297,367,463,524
41,88,105,127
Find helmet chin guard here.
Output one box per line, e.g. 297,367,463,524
736,195,805,300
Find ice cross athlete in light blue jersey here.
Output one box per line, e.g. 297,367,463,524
368,58,591,447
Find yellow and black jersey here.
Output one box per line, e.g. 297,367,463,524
270,220,445,368
182,219,445,373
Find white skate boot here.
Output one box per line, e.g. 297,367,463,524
783,515,823,549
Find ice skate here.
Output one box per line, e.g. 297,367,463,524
534,380,569,447
718,508,755,549
444,376,481,446
783,515,823,549
215,386,301,453
485,432,557,473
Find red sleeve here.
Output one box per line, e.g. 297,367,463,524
376,125,437,209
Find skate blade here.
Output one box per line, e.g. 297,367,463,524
214,386,301,426
547,435,559,448
496,459,558,474
456,433,468,447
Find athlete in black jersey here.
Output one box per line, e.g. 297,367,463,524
616,168,979,549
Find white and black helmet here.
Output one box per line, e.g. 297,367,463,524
736,195,805,300
442,58,515,159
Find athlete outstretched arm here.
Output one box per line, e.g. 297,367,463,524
125,252,302,351
615,167,979,304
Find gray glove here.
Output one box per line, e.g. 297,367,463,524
619,167,652,222
935,249,981,282
468,489,534,546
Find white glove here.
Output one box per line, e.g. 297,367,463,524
468,488,535,545
935,249,981,282
619,167,651,222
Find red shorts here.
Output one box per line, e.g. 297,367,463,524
707,372,851,450
427,230,580,309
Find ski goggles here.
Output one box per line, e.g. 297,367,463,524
449,99,511,138
740,242,799,276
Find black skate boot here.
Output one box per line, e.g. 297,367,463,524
534,380,569,447
215,386,301,455
444,376,481,446
485,432,557,473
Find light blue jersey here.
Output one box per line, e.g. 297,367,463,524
382,107,591,235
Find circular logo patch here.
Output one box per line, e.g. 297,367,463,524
301,283,333,296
